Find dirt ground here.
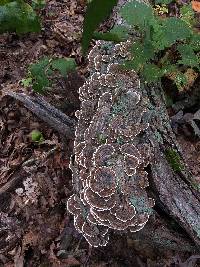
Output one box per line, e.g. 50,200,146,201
0,0,200,266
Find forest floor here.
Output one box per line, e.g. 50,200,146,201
0,0,200,266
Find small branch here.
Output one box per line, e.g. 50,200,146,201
4,91,76,139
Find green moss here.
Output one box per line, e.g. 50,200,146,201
96,133,107,144
165,148,184,172
30,130,44,143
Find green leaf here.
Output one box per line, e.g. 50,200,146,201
142,63,162,82
28,57,77,93
120,1,153,29
93,25,130,42
165,148,183,172
30,130,44,142
92,31,124,42
161,63,177,76
177,44,199,68
180,3,195,27
29,57,51,93
109,25,130,40
155,0,172,4
51,58,76,77
0,0,41,34
82,0,118,55
21,77,33,87
32,75,51,93
124,40,154,71
30,57,50,77
32,0,45,10
190,34,200,52
152,17,192,50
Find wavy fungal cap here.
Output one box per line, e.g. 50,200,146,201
67,41,154,247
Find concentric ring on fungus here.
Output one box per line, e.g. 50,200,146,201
88,167,117,197
84,187,117,210
93,144,115,167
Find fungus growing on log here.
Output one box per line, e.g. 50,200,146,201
67,41,154,247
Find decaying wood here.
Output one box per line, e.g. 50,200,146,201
3,91,76,138
142,83,200,250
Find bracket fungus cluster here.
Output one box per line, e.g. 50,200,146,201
67,41,154,247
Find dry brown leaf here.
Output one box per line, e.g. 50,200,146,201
192,1,200,12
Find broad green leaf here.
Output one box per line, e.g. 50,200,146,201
109,25,130,40
82,0,118,55
152,17,192,50
161,17,192,42
30,57,51,93
0,0,13,4
0,0,41,34
177,44,199,68
28,57,77,93
120,1,153,29
93,25,130,42
30,57,50,77
142,63,162,82
51,58,76,77
32,75,50,93
124,40,154,71
92,31,124,42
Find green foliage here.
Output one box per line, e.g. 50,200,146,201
151,18,192,50
31,0,45,10
119,1,199,88
92,25,130,42
82,0,199,90
109,25,130,40
92,31,124,42
0,0,41,34
142,63,162,82
23,57,76,93
21,77,33,87
124,40,155,71
82,0,118,55
165,148,184,172
30,130,44,142
155,0,172,4
120,1,154,29
177,44,199,69
29,57,52,93
180,4,195,26
51,58,76,77
190,34,200,51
